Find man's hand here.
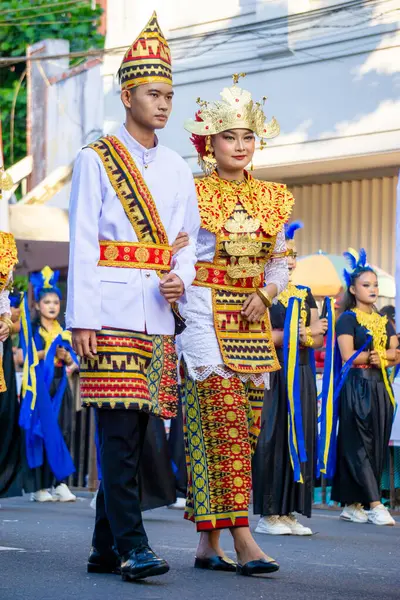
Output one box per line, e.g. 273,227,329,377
0,320,10,343
159,273,185,304
72,329,97,359
172,232,189,256
241,293,266,323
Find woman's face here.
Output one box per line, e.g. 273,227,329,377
37,292,60,320
350,271,379,306
212,129,255,173
287,245,297,273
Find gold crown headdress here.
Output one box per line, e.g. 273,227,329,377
185,74,279,174
117,11,172,91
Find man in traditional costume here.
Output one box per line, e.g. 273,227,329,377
178,75,294,575
66,12,200,582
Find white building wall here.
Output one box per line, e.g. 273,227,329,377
103,0,400,175
26,39,104,209
46,63,104,208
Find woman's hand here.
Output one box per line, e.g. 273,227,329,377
0,320,10,342
11,307,21,324
310,318,328,337
241,293,267,323
369,350,383,368
56,346,68,362
172,232,189,255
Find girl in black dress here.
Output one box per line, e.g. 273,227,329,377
253,222,327,535
332,249,397,526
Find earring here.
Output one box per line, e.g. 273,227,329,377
201,135,217,176
250,161,254,171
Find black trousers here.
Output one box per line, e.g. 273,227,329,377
92,409,149,556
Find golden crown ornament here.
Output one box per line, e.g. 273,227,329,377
185,73,280,142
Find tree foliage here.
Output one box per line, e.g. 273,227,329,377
0,0,104,168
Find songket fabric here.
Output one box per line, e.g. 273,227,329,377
184,373,264,531
80,328,178,418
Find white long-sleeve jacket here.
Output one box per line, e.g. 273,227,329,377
66,125,200,335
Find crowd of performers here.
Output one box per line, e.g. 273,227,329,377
0,10,398,583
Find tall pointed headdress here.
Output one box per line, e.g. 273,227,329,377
118,11,172,91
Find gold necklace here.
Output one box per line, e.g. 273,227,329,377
352,308,387,354
278,283,308,326
39,320,63,355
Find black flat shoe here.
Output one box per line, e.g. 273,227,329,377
236,558,280,577
121,545,169,582
194,556,237,572
87,546,121,574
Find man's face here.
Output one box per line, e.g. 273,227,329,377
121,83,173,131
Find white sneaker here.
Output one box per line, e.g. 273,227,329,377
52,484,77,503
90,490,98,511
368,504,395,526
168,497,186,510
31,490,54,503
280,514,313,536
340,503,368,523
255,515,292,535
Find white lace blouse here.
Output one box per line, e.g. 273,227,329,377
0,272,11,358
177,228,288,387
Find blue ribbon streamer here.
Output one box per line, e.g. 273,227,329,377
283,297,307,483
317,298,335,478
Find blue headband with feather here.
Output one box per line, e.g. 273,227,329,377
343,248,374,288
285,220,304,241
30,266,62,302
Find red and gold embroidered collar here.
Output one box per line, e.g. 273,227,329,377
195,171,294,236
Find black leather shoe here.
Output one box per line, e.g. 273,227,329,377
236,558,280,577
194,556,237,572
87,546,121,574
121,545,169,582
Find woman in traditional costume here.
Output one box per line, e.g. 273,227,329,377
178,74,294,576
22,267,78,502
331,249,397,526
252,222,327,535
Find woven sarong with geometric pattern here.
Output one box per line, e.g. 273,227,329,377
183,372,264,531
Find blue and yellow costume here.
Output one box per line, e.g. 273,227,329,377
20,267,77,492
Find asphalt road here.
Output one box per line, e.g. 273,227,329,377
0,495,399,600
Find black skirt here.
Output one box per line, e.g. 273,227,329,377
252,362,317,517
23,369,73,492
0,338,23,498
331,368,393,506
168,395,187,497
